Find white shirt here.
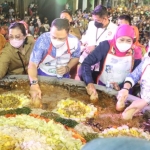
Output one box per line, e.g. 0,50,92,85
81,20,118,46
144,41,150,57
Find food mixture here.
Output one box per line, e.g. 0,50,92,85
0,80,150,150
0,80,145,130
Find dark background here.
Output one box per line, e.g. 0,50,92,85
37,0,67,24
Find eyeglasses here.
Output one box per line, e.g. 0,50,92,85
9,35,24,40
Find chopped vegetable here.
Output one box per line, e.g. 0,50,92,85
41,112,79,128
83,132,99,142
0,107,32,116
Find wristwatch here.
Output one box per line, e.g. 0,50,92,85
30,80,38,85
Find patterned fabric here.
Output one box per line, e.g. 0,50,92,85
30,32,80,65
125,60,144,86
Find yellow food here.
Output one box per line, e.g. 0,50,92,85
0,132,18,150
53,98,97,121
0,93,30,110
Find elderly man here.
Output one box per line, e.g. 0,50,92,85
28,18,80,99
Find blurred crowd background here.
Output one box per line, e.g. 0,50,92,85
0,1,150,47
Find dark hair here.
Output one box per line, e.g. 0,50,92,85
51,18,70,33
118,15,132,25
61,10,72,17
9,22,28,45
92,5,108,17
9,22,27,36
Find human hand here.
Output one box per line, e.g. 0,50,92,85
122,99,148,120
86,83,98,103
116,88,129,111
85,45,95,54
29,84,42,108
29,84,41,100
56,66,69,75
110,82,120,91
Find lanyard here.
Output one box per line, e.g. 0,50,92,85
17,52,27,74
96,27,107,42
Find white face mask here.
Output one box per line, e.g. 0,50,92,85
10,39,24,48
51,38,65,49
116,42,132,52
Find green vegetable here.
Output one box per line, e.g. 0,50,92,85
41,112,79,128
15,107,32,115
83,132,99,142
55,117,78,128
0,107,32,116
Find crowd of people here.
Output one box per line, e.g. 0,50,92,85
0,3,150,149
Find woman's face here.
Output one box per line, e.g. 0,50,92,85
9,28,25,41
116,36,133,52
9,27,26,48
116,36,132,45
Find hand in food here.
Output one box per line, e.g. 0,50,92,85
116,89,129,111
29,84,41,100
86,83,98,103
122,99,148,120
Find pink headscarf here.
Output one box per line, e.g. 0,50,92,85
109,24,135,57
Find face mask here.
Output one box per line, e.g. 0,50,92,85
116,42,132,52
94,21,103,28
51,39,65,49
10,39,24,48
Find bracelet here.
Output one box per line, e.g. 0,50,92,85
65,66,70,73
122,88,129,91
124,81,132,87
30,80,38,85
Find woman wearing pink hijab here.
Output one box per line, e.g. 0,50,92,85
81,24,140,100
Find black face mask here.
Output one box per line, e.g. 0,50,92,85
94,21,103,28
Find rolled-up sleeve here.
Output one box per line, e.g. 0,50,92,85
125,60,144,87
81,41,109,85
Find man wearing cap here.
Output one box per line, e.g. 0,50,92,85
79,5,117,83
